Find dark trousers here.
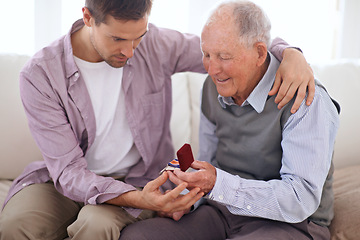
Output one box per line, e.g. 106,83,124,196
120,201,330,240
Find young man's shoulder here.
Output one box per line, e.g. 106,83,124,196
22,35,68,76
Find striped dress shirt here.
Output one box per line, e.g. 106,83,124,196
198,53,340,223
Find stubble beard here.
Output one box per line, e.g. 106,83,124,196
90,35,128,69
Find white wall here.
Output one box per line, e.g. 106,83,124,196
1,1,35,56
34,0,62,52
336,0,360,58
0,0,359,63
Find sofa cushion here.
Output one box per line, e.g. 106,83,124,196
330,164,360,239
0,54,42,180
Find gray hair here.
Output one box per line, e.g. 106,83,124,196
205,0,271,48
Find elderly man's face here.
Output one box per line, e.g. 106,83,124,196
201,19,261,105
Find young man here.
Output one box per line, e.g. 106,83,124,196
120,1,339,239
0,0,315,239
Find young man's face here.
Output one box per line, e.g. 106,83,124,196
87,12,148,68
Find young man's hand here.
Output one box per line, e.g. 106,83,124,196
269,47,315,113
106,171,203,214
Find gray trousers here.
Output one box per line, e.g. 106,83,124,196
0,182,155,240
120,201,331,240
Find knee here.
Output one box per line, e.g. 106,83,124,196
120,223,150,240
78,205,120,228
68,205,122,239
0,212,32,240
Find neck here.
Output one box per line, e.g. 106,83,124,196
71,25,102,62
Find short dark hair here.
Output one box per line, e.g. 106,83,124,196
85,0,153,25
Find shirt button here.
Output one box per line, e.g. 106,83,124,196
74,72,79,77
218,195,224,200
22,183,27,187
247,205,251,210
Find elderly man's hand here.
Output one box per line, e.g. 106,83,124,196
168,160,217,195
268,47,315,113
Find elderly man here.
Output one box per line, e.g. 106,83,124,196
120,1,340,239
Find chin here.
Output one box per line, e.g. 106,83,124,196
106,60,127,69
215,86,232,98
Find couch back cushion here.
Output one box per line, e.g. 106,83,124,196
0,54,42,180
312,60,360,169
170,72,207,158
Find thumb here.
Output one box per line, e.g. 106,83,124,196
191,160,208,170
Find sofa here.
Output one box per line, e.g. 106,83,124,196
1,54,359,239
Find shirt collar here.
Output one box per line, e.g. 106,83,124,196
64,19,85,79
218,52,280,113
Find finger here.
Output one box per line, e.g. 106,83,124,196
274,80,291,105
269,72,282,96
184,187,203,200
174,163,215,186
290,83,307,113
146,172,169,191
190,160,208,170
306,78,315,106
163,182,188,201
171,189,204,212
276,83,296,109
168,171,185,185
173,169,193,183
173,168,184,176
174,188,201,205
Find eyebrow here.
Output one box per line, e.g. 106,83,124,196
112,30,148,41
137,31,148,39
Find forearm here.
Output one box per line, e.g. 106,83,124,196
207,168,320,223
269,37,291,61
106,190,143,208
269,37,303,61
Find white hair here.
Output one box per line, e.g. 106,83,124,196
205,0,271,48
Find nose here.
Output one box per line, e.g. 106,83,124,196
206,58,221,76
121,40,135,58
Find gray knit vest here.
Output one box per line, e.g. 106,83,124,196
201,75,337,226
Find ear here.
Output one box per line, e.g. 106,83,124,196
82,7,93,27
254,42,268,66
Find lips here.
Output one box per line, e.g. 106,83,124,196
115,57,127,62
113,55,128,62
216,78,230,83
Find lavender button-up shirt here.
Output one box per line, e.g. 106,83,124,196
4,20,205,216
